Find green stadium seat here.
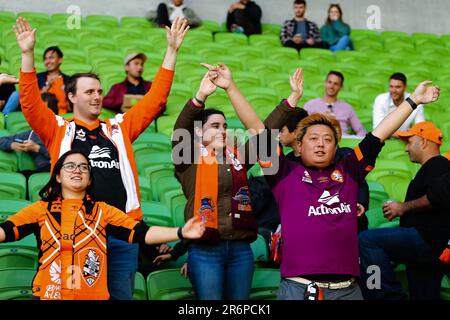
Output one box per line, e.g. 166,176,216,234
251,234,269,264
262,23,281,35
138,175,152,201
5,111,31,134
0,268,36,300
85,15,118,28
155,115,177,137
250,268,280,300
50,13,73,25
133,132,171,151
147,268,195,300
16,151,36,172
196,20,220,33
121,16,151,29
17,12,50,25
248,34,281,48
300,48,335,62
263,46,299,60
214,32,248,46
441,275,450,300
0,11,16,24
0,200,32,221
369,191,390,210
141,201,173,227
366,207,399,229
247,59,282,73
0,244,38,270
133,272,148,300
135,152,173,173
0,172,27,199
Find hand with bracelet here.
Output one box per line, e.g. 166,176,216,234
192,67,218,107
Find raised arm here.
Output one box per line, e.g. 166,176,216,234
204,63,265,134
372,81,440,142
145,217,205,245
122,17,189,141
14,17,58,147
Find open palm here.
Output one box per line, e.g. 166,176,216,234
13,17,36,53
165,17,189,51
289,68,304,98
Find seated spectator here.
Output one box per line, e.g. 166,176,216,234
37,46,70,115
373,72,425,133
103,53,165,115
280,0,329,52
0,73,20,115
359,121,450,300
148,0,202,28
0,92,58,178
320,3,353,52
304,71,367,136
226,0,262,35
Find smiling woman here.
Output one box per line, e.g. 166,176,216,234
0,149,205,300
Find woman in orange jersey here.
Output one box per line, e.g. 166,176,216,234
0,150,205,300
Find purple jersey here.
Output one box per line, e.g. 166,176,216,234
265,134,382,278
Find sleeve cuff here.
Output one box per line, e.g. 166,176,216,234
189,98,205,109
283,99,295,109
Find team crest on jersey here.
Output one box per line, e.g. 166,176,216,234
79,247,104,287
233,186,251,211
302,170,312,183
199,197,215,222
111,124,119,135
331,170,344,183
75,128,86,141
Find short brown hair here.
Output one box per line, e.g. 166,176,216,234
295,113,339,144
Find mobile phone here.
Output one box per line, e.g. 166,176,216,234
14,138,24,143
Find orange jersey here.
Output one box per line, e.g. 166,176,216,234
0,199,149,300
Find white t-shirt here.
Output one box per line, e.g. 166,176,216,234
168,4,186,22
372,92,425,131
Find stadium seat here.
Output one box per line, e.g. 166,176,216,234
251,234,269,264
135,151,173,173
85,14,118,28
0,172,27,199
17,12,50,26
0,268,36,300
5,111,31,134
138,175,152,201
0,200,32,221
28,172,50,202
0,150,17,172
141,201,173,227
133,272,148,300
250,268,280,300
133,132,171,153
366,207,399,229
214,32,248,46
16,151,36,172
121,16,151,29
147,268,195,300
0,245,38,270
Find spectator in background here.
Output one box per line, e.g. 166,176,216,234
0,73,20,115
0,92,58,178
280,0,329,52
305,71,367,137
373,73,425,133
226,0,262,36
37,46,70,115
445,151,450,160
320,3,353,52
359,121,450,300
149,0,202,28
103,53,165,115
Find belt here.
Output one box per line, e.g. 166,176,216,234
286,276,356,290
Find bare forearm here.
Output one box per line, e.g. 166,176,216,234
161,47,177,71
372,98,416,142
403,195,432,214
145,226,179,245
0,227,5,243
21,51,34,72
226,82,265,134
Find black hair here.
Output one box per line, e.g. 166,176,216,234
65,73,100,110
294,0,306,5
285,108,308,132
194,108,226,126
43,46,63,59
327,70,344,85
39,149,95,202
41,92,59,115
389,72,407,85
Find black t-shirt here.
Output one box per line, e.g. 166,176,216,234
125,78,146,95
71,124,127,212
401,155,450,253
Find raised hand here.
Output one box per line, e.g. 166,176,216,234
411,81,440,105
165,16,190,51
13,17,36,53
195,70,218,102
181,217,205,239
287,68,304,107
202,63,233,90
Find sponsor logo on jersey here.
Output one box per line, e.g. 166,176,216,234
308,190,351,216
233,186,251,211
88,146,120,169
79,247,104,287
75,128,86,141
302,170,312,183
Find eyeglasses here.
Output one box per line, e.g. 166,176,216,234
61,162,90,173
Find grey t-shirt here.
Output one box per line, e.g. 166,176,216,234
295,21,308,41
